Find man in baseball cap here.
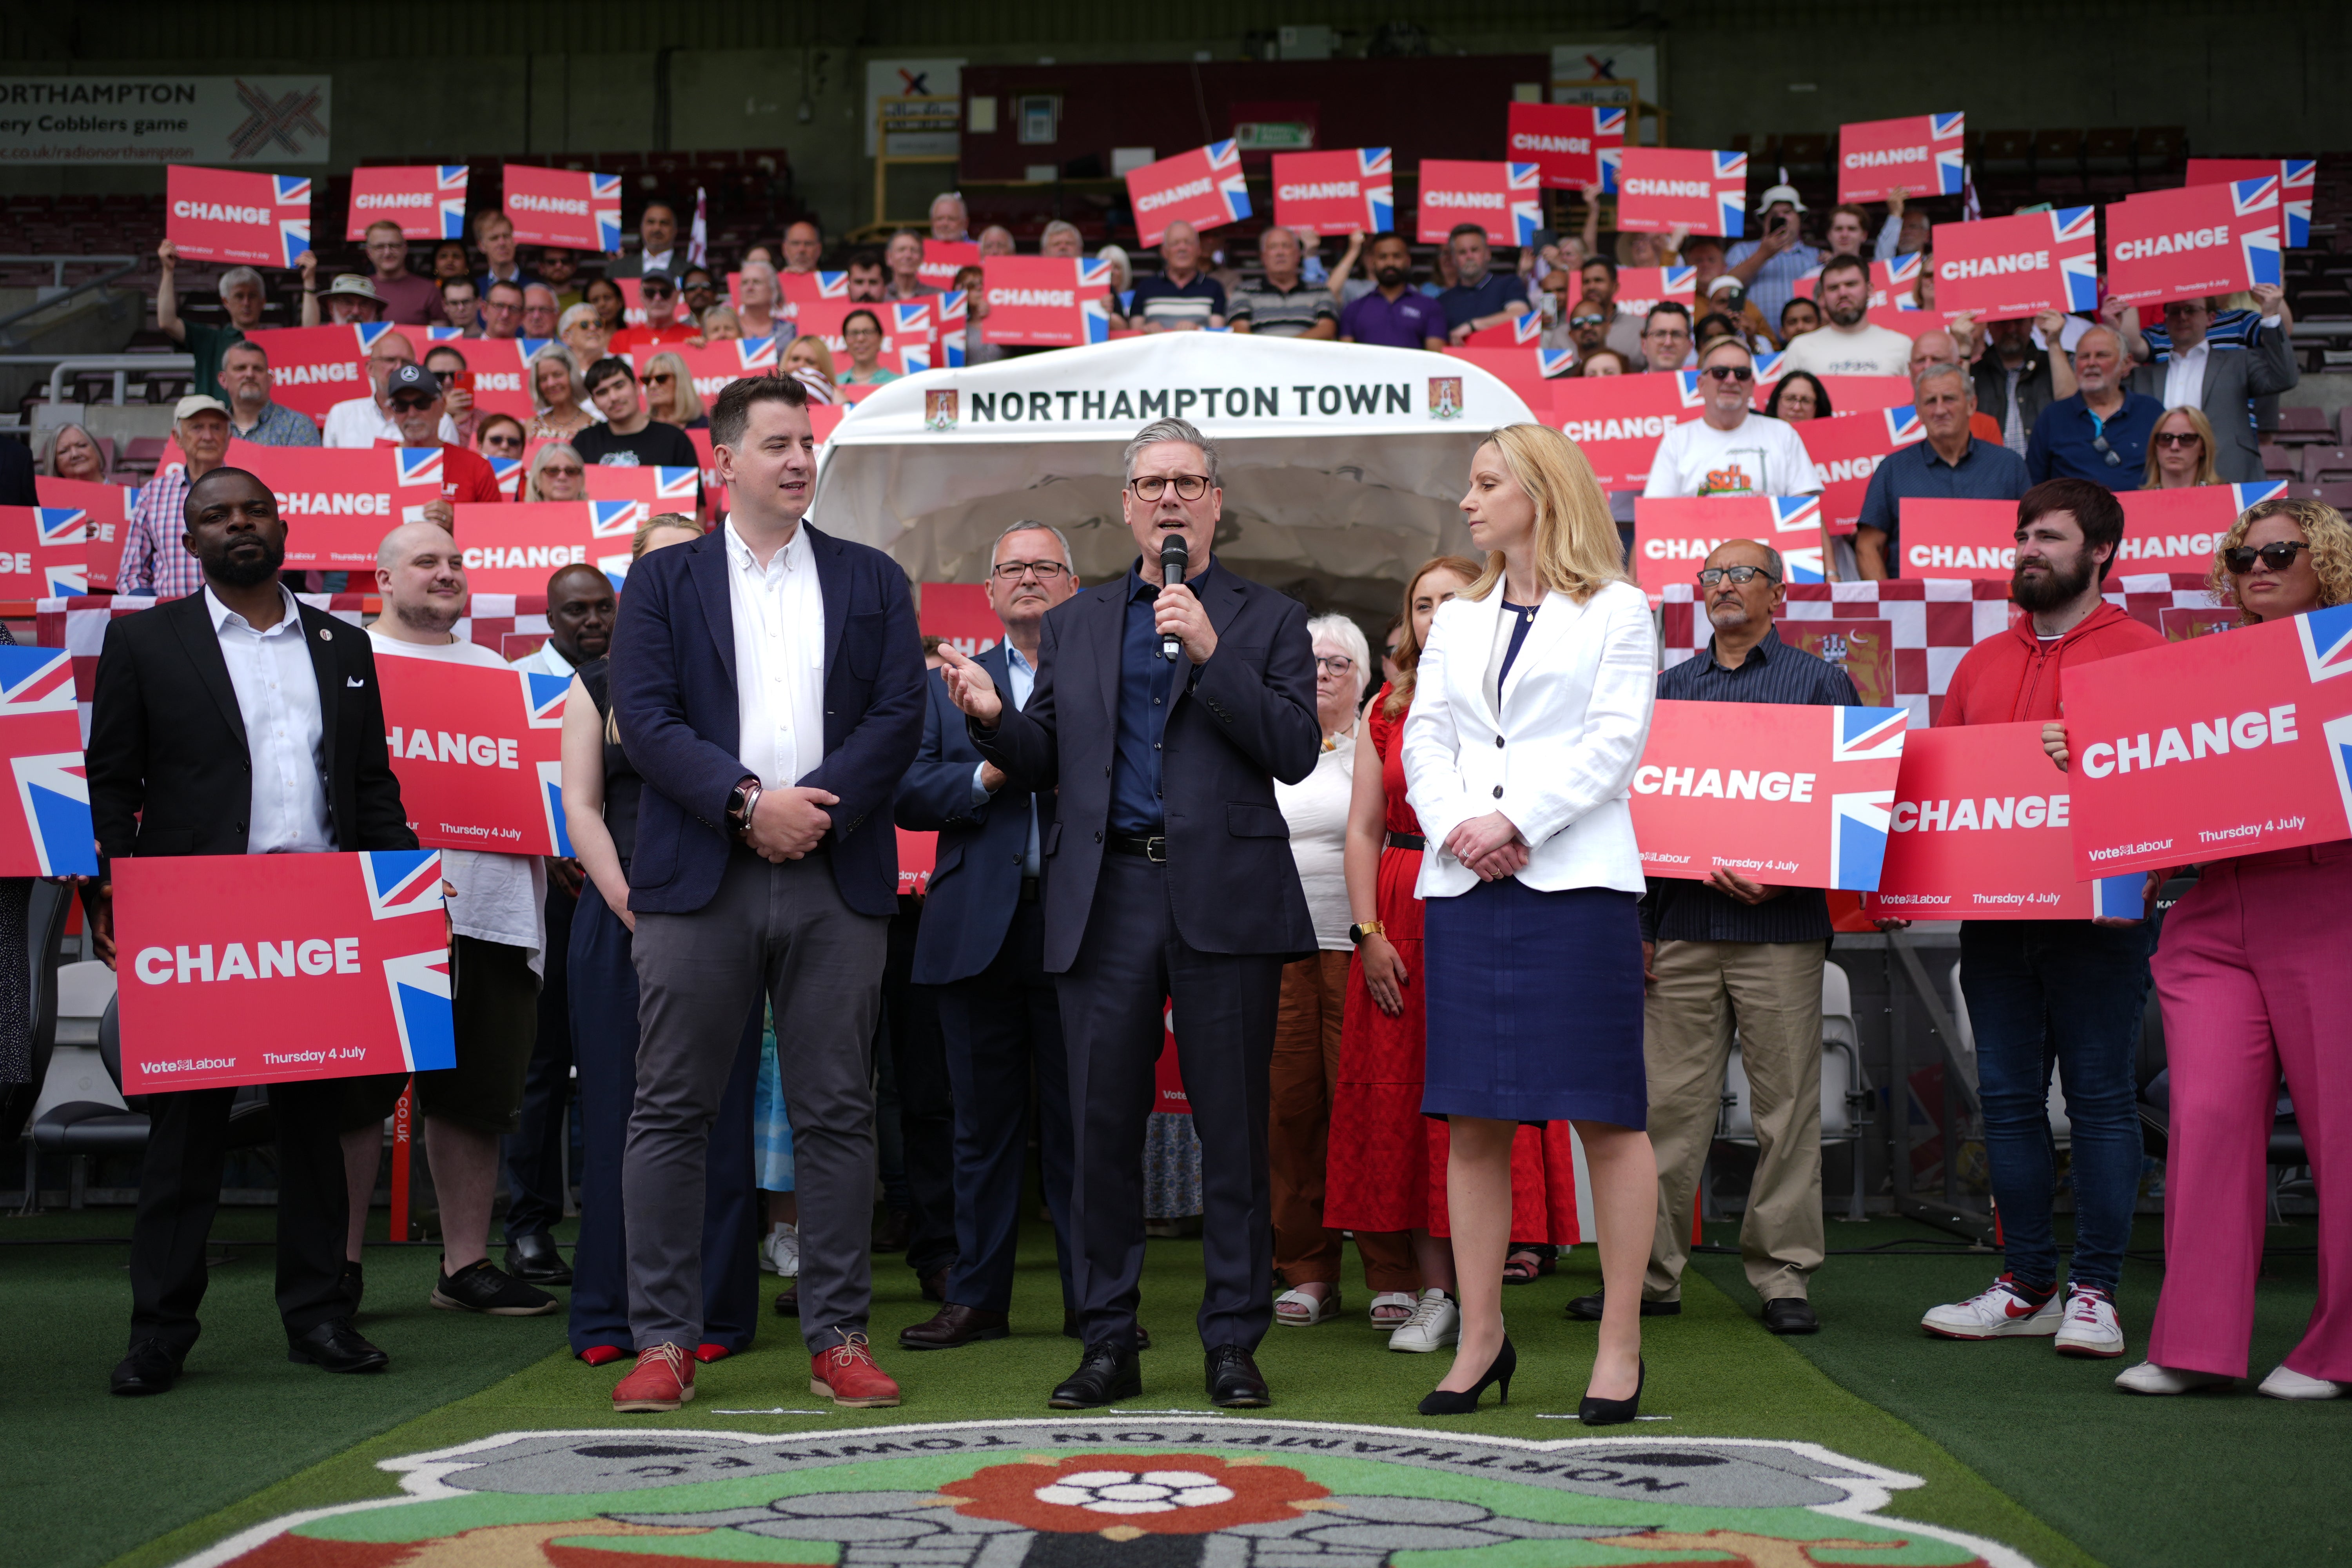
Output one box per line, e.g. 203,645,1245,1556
1724,183,1822,327
116,396,236,596
383,363,508,524
610,269,698,354
321,274,387,326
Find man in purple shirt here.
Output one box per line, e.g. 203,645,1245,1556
362,220,448,327
1338,232,1446,350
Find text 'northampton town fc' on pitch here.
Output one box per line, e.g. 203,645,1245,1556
958,381,1418,425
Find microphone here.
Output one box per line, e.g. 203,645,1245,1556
1157,533,1189,662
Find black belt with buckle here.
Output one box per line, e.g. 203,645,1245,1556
1018,875,1042,903
1386,831,1427,852
1109,834,1168,862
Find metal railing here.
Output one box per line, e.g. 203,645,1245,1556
0,255,140,336
0,353,194,407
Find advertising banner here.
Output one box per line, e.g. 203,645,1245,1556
345,164,467,241
1837,113,1966,204
116,850,453,1093
2112,482,2288,576
1550,371,1704,490
1506,104,1625,193
1270,148,1394,234
1125,141,1251,249
1896,497,2020,580
1615,149,1745,237
503,165,621,253
1414,159,1541,247
1932,207,2099,321
0,76,330,166
2061,604,2352,876
2105,178,2281,310
979,257,1115,348
1866,721,2147,920
452,500,640,593
0,507,93,598
0,646,98,877
166,165,309,268
1633,496,1829,595
2185,157,2315,247
375,656,572,857
1629,698,1909,890
33,476,132,592
1795,403,1926,536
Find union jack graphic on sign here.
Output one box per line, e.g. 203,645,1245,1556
0,646,97,877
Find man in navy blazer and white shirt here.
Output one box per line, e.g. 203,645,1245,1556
897,521,1087,1354
608,374,926,1414
938,418,1321,1411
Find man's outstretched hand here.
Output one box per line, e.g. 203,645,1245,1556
937,645,1004,724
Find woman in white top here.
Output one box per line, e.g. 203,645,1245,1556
1402,423,1659,1421
1269,614,1422,1329
527,343,599,443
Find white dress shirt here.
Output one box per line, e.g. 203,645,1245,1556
726,519,827,790
2162,339,2210,415
208,584,334,854
970,642,1042,876
321,394,461,449
517,639,575,679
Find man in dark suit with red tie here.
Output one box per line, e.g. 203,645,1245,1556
937,418,1320,1410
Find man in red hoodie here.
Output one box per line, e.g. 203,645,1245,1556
1914,478,2163,1363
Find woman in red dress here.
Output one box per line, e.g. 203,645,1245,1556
1327,556,1582,1354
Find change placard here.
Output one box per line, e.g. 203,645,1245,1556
503,165,622,253
345,165,468,241
1506,104,1624,194
1896,497,2018,579
2105,179,2281,311
2062,603,2352,877
376,655,572,857
919,240,980,292
1270,148,1394,235
34,476,132,591
1932,207,2098,321
2185,158,2315,247
167,165,310,268
1837,113,1965,204
1632,496,1829,597
454,499,641,593
1630,698,1908,890
1614,265,1696,318
1125,142,1251,249
979,257,1115,347
239,321,393,423
1867,721,2145,920
629,336,780,407
2112,482,2288,576
1550,371,1704,490
0,646,98,877
1615,149,1745,237
0,507,93,598
116,849,453,1093
1796,404,1927,537
1415,160,1541,247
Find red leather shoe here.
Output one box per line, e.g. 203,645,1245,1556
810,1329,901,1408
612,1343,695,1412
579,1344,628,1367
693,1342,731,1364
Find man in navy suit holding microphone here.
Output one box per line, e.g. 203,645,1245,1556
937,418,1321,1410
897,522,1085,1353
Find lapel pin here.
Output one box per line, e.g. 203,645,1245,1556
319,626,333,641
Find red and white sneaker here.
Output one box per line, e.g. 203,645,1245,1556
612,1343,695,1412
811,1328,902,1408
2054,1285,2127,1359
1921,1274,2062,1339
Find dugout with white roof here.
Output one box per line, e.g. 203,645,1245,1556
809,334,1537,623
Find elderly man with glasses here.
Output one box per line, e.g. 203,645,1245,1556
1854,362,2030,579
1643,338,1822,501
2026,326,2163,492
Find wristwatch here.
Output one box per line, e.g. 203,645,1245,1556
726,778,763,841
1348,920,1386,946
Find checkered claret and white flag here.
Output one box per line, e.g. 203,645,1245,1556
1659,574,2223,728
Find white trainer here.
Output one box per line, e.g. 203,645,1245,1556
1921,1274,2062,1339
1387,1289,1460,1353
2115,1360,2230,1394
761,1223,800,1279
2054,1286,2126,1359
2258,1364,2348,1400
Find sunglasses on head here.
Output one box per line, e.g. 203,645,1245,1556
2224,540,2310,574
1701,364,1755,383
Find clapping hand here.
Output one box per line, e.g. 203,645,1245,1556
936,645,1003,724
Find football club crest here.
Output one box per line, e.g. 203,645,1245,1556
1428,376,1463,421
926,390,960,432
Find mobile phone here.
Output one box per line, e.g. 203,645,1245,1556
449,372,476,392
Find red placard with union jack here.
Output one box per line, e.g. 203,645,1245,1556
1933,207,2098,321
1614,265,1697,318
918,241,979,292
1837,113,1965,204
1507,104,1625,194
503,165,622,253
1125,142,1252,249
2113,482,2288,576
785,299,935,370
581,466,700,514
1615,149,1746,236
1630,699,1908,890
167,165,310,268
1457,311,1544,350
779,270,849,306
0,508,93,599
165,441,443,569
1633,496,1829,597
1415,160,1541,247
376,655,573,857
1550,371,1706,490
2185,158,2315,247
979,257,1115,348
239,321,392,423
116,850,454,1093
0,646,98,877
1270,149,1394,235
2105,178,2282,311
1795,404,1927,537
454,500,642,594
628,336,779,406
34,477,132,592
346,165,469,241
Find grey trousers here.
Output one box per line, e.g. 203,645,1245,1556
625,850,889,1353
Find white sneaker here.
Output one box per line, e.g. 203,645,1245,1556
2115,1360,2230,1395
2054,1285,2126,1359
1387,1289,1460,1353
2258,1364,2348,1400
761,1223,800,1279
1921,1274,2062,1339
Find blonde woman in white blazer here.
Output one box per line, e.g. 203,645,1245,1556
1401,423,1660,1423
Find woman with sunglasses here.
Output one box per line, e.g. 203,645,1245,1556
2142,406,2221,490
527,343,598,443
476,413,527,469
2047,498,2352,1401
835,309,899,387
526,442,588,503
642,351,709,430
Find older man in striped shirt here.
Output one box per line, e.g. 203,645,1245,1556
119,395,233,599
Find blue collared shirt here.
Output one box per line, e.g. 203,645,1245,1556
1111,560,1201,835
969,642,1043,875
1855,437,2031,574
2026,392,2164,491
231,401,322,447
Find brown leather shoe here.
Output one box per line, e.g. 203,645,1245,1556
1063,1308,1151,1349
899,1303,1011,1350
919,1267,950,1303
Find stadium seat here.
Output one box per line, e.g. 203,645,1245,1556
1981,129,2034,181
2305,446,2352,483
2307,482,2352,509
0,883,74,1163
2270,406,2334,444
2084,128,2135,176
2033,129,2085,177
2261,445,2299,479
2134,126,2188,179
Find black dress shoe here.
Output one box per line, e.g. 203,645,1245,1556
1762,1298,1820,1335
110,1340,183,1396
900,1303,1010,1350
1205,1345,1270,1408
287,1319,389,1374
1049,1340,1142,1408
1063,1309,1149,1348
773,1285,800,1318
1566,1290,1680,1321
505,1232,574,1286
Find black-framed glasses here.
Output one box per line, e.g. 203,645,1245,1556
1701,364,1755,383
990,559,1069,581
1129,474,1212,501
1314,654,1356,674
2223,541,2311,573
2152,431,2203,448
1697,564,1779,586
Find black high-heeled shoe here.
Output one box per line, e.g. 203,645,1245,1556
1579,1357,1646,1425
1418,1336,1515,1415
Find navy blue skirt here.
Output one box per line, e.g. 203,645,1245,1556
1421,879,1647,1129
